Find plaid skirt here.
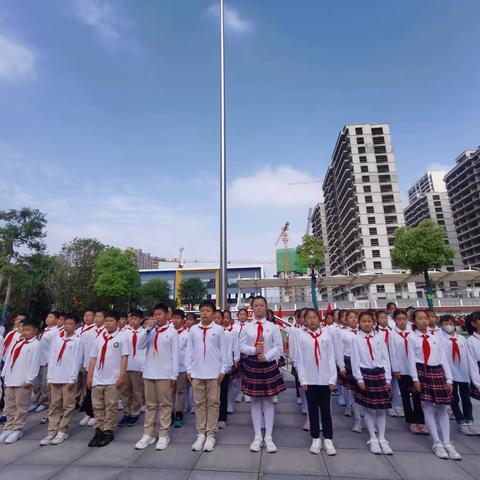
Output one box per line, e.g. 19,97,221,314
242,356,286,398
416,363,452,405
470,361,480,400
338,356,357,391
354,367,392,409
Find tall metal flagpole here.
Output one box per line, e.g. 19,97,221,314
219,0,227,310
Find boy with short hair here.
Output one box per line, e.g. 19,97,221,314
76,309,95,408
87,310,129,448
172,309,189,428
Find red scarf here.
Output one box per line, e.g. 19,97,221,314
95,327,104,337
450,337,461,363
177,327,186,335
238,322,245,336
422,334,431,368
131,329,138,357
10,339,31,369
200,326,209,357
153,326,169,356
396,330,409,356
81,324,95,335
57,337,72,364
351,328,358,335
255,321,264,346
59,328,65,338
365,334,375,361
225,325,233,333
2,330,17,357
378,327,390,344
98,332,114,370
308,331,322,367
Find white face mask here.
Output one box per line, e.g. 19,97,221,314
443,325,455,334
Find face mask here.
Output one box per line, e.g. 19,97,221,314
443,325,455,334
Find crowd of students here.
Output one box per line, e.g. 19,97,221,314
0,298,479,462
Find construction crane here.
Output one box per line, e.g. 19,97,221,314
275,222,290,277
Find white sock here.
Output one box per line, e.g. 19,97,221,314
422,402,441,445
262,397,275,437
437,404,451,445
352,400,362,421
376,410,387,441
250,397,263,436
363,408,377,441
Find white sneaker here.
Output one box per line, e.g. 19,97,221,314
28,404,39,413
203,436,216,452
432,443,449,459
79,415,91,426
264,436,277,453
192,433,206,451
379,439,393,455
272,396,278,404
303,418,310,431
34,404,47,413
156,436,170,450
5,431,23,444
388,408,397,417
218,421,226,429
87,417,95,427
39,433,56,446
466,422,480,435
367,438,382,454
227,403,235,414
301,405,307,415
135,434,156,450
0,430,13,443
344,406,353,417
323,439,336,456
51,432,69,445
118,401,123,410
310,438,321,454
244,395,251,403
296,396,302,405
250,435,263,452
352,420,363,433
444,443,462,460
395,406,405,417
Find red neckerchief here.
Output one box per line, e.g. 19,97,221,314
177,327,186,335
365,334,375,361
421,334,431,367
10,338,31,369
200,325,210,357
131,329,138,357
81,324,95,335
57,337,73,364
396,330,409,356
2,330,17,357
95,327,105,337
450,336,461,363
153,326,169,356
99,332,113,369
225,325,233,333
307,330,322,367
378,327,390,344
255,321,264,346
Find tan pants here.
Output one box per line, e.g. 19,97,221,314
144,379,173,438
173,372,187,414
192,378,220,437
32,365,49,406
120,371,144,417
48,383,76,434
92,385,120,431
4,386,31,431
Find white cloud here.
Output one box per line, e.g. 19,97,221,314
229,166,323,208
207,3,253,34
0,33,36,81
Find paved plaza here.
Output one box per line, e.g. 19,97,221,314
0,379,479,480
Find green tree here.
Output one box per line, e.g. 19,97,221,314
180,278,207,307
0,208,47,324
391,220,455,308
94,248,139,308
296,234,326,309
138,279,171,312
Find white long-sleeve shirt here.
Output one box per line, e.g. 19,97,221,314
82,326,105,368
336,327,357,370
38,326,58,366
466,333,480,390
287,324,305,367
185,322,227,379
239,317,283,363
138,324,179,380
1,329,20,362
407,329,453,383
233,320,248,339
47,333,84,384
351,330,392,384
1,337,40,387
389,327,412,376
224,326,240,372
176,327,189,373
438,332,474,384
296,328,337,386
123,327,147,372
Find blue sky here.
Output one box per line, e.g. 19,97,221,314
0,0,479,267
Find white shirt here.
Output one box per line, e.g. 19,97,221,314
233,320,248,338
389,327,412,375
90,329,129,386
138,324,179,380
82,326,105,368
1,330,20,362
439,331,474,383
47,332,84,384
176,327,189,373
287,324,304,367
336,327,358,369
38,326,58,366
428,326,441,336
1,337,40,387
466,333,480,390
185,322,227,379
224,325,240,372
239,317,283,362
407,329,453,383
351,330,392,383
123,327,147,372
296,328,337,386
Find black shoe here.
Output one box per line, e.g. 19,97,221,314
88,429,103,447
96,430,114,447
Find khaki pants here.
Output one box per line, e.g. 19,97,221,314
192,378,220,437
144,379,173,438
4,386,31,431
32,365,49,406
48,383,76,434
121,371,144,417
173,372,187,414
92,385,120,431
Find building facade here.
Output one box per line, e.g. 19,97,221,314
127,248,161,270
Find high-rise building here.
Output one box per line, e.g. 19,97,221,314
405,171,463,271
445,148,480,269
126,247,161,270
322,123,406,299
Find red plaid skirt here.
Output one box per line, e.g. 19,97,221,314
354,367,392,409
242,356,286,398
470,361,480,400
338,356,357,391
416,363,452,405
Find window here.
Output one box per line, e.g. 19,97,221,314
358,146,366,154
371,238,379,246
377,165,390,173
373,136,385,145
382,194,394,203
433,195,440,201
368,216,376,224
386,215,397,224
381,184,392,192
384,205,396,214
372,250,381,258
371,127,384,135
436,213,444,219
374,261,382,270
366,206,374,214
361,165,368,173
434,201,442,207
355,127,363,135
437,219,445,225
364,185,372,192
435,207,443,213
374,146,386,154
357,137,365,144
387,226,397,236
379,175,391,183
388,237,395,246
376,284,386,293
359,156,367,163
369,227,377,235
365,195,373,203
362,175,370,183
376,155,388,163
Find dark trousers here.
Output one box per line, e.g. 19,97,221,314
305,385,333,439
451,381,473,423
84,388,94,418
397,375,424,424
291,366,300,397
218,374,230,422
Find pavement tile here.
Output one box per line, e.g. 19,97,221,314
0,440,41,466
0,464,64,480
134,443,201,469
260,447,328,476
51,466,126,480
456,454,480,479
13,440,88,465
260,474,328,480
216,425,254,445
189,472,259,480
269,427,311,448
119,468,190,480
72,441,145,467
195,444,262,472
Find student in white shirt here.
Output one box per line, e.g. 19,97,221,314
86,310,129,448
296,308,337,456
40,314,84,446
465,312,480,435
427,309,440,336
75,309,95,409
134,304,179,451
1,313,24,362
186,300,227,452
172,309,189,428
231,308,249,404
0,318,40,444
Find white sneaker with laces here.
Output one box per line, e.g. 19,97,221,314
303,418,310,431
272,396,278,404
432,443,449,459
51,432,69,445
203,436,216,452
323,439,336,456
459,423,473,435
87,417,95,427
309,438,321,454
34,404,47,413
379,439,393,455
5,431,23,444
135,434,155,450
244,395,251,403
39,433,56,446
192,433,206,451
218,421,226,429
156,436,170,450
264,436,277,453
444,443,462,460
395,406,405,417
388,408,397,417
467,422,480,435
249,435,263,452
367,438,382,454
79,415,91,426
227,403,235,414
28,404,39,413
352,420,363,433
0,430,13,443
344,406,353,417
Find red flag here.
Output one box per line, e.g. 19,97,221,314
276,305,283,326
326,303,332,313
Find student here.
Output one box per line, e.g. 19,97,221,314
0,318,40,444
232,308,249,404
386,302,397,330
351,311,393,455
186,300,227,452
465,312,480,435
289,309,304,407
185,313,197,331
172,309,189,428
76,309,95,409
86,310,129,448
296,308,337,455
1,313,24,362
240,295,285,453
40,314,84,446
427,309,440,335
118,309,147,428
408,309,461,460
389,309,426,434
118,313,128,332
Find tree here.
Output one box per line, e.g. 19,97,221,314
138,279,171,312
180,278,207,307
391,220,455,308
296,234,326,309
0,208,47,325
94,248,139,308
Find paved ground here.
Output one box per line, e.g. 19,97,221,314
0,380,479,480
